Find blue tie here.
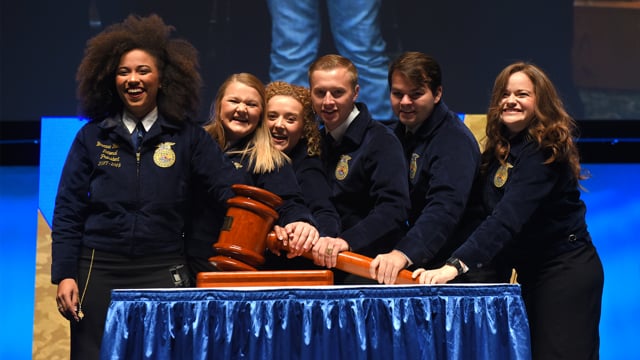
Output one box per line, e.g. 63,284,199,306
131,122,145,150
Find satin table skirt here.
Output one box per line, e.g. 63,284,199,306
101,284,531,360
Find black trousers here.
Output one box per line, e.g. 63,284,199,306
520,243,604,360
70,247,190,360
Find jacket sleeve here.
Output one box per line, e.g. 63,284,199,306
51,126,92,284
452,145,559,269
296,156,341,237
190,125,246,203
340,130,410,251
256,163,317,227
396,130,480,265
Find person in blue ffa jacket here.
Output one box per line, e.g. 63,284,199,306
187,73,319,274
265,81,341,238
307,54,410,283
369,52,510,284
261,81,342,270
51,15,243,360
412,62,604,359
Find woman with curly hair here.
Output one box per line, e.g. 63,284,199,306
186,74,319,274
265,81,340,238
412,62,604,359
51,14,242,359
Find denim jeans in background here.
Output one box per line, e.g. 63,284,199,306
267,0,394,121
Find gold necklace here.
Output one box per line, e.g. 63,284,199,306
77,249,95,320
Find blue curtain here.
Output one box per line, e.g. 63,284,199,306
101,285,531,360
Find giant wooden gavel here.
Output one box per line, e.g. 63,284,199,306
208,184,419,285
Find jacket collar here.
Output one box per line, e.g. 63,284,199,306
334,102,372,148
394,101,452,141
99,113,183,141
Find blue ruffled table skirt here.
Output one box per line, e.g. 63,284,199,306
101,284,531,360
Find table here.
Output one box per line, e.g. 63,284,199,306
100,285,531,360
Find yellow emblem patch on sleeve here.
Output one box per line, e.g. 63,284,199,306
335,154,352,181
153,142,176,168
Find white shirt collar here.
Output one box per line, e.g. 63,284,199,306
328,105,360,142
122,107,158,133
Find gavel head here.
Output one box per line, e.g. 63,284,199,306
209,184,283,271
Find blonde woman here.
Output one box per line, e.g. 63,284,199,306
187,73,319,274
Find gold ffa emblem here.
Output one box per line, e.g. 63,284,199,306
409,153,420,180
232,161,243,170
153,142,176,168
493,162,513,188
335,154,352,180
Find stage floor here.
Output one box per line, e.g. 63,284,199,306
1,164,639,360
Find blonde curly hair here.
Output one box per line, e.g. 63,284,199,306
265,81,321,157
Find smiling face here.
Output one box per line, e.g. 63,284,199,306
389,71,442,132
266,95,305,153
219,81,263,143
500,71,536,136
309,67,359,132
115,49,161,119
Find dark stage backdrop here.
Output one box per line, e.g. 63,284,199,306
2,1,639,166
2,0,640,123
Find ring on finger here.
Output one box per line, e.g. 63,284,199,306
325,248,333,256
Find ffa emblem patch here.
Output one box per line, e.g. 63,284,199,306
153,142,176,168
493,162,513,188
335,154,352,180
232,161,243,170
409,153,420,180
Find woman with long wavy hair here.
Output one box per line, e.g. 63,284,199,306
412,62,604,359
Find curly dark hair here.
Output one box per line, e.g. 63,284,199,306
265,81,321,157
76,14,202,122
484,62,585,181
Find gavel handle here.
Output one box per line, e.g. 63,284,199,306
266,232,419,285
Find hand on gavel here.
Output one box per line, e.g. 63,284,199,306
311,236,350,268
370,250,411,285
272,222,319,258
264,232,418,284
215,184,419,284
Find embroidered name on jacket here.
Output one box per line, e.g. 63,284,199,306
96,141,121,168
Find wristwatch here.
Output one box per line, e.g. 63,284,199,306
446,257,468,275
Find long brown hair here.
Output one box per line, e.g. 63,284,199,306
204,73,288,174
483,62,585,181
